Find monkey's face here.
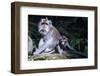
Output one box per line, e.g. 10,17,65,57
60,36,68,46
38,18,52,36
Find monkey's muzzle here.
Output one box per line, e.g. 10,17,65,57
39,29,47,35
40,29,46,32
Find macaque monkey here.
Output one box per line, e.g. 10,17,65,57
59,36,75,51
59,36,87,57
33,18,62,55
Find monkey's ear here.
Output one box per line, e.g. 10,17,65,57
45,17,48,20
49,20,53,26
41,19,44,22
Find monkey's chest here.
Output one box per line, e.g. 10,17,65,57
43,36,50,42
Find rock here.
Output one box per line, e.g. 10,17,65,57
28,53,68,61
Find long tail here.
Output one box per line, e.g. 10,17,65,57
66,43,87,57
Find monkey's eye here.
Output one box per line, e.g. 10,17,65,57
41,23,48,25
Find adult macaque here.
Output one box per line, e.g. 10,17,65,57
33,18,62,55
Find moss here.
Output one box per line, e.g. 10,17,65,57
28,53,68,61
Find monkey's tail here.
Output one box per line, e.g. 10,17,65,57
66,43,87,58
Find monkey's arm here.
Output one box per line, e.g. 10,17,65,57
34,39,54,54
38,38,44,48
33,38,46,54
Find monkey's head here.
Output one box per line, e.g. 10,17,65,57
38,18,53,36
60,36,69,46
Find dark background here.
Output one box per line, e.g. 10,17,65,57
28,15,88,58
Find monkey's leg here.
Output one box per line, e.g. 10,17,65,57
57,45,63,56
33,38,44,55
41,48,55,54
65,42,75,51
38,38,44,48
33,41,50,55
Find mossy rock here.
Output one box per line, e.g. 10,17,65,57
28,53,68,61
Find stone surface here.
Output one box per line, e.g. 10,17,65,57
28,53,68,61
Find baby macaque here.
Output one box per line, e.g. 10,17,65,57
59,35,74,51
59,35,87,57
